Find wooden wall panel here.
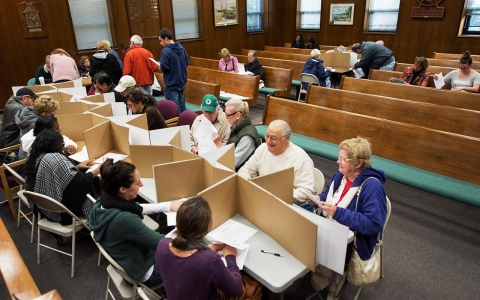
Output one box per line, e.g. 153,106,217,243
282,0,480,64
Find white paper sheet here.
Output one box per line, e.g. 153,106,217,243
68,146,89,162
220,243,250,270
73,79,83,88
149,57,160,67
164,211,177,226
434,72,445,89
353,68,364,78
194,117,218,154
207,219,257,245
93,153,128,164
104,92,116,103
220,91,249,100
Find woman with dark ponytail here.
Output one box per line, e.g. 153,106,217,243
89,159,183,287
125,90,167,130
434,51,480,92
24,129,99,226
155,196,243,300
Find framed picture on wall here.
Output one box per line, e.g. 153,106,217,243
214,0,238,27
329,3,355,25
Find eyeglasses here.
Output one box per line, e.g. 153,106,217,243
225,111,238,118
460,66,471,71
264,133,288,141
337,156,353,163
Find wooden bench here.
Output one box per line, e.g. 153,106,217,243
265,46,314,55
257,96,480,207
154,72,220,111
0,219,42,299
433,52,480,61
189,56,293,97
283,43,337,51
340,76,480,111
424,58,480,69
186,66,259,106
394,63,462,77
305,84,480,139
242,49,311,62
368,69,451,89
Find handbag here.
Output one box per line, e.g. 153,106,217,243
346,177,382,287
217,272,263,300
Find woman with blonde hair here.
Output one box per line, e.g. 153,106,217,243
49,48,80,83
225,99,261,170
218,48,239,73
15,94,61,158
90,39,122,84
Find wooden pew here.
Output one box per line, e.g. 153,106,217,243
425,58,480,69
242,49,310,62
261,96,480,184
0,219,42,299
189,56,293,97
154,72,220,107
394,63,461,76
305,85,480,139
433,52,480,61
265,46,314,55
340,76,480,111
186,66,259,106
368,69,450,89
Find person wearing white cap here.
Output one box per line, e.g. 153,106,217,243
0,88,37,150
115,75,150,100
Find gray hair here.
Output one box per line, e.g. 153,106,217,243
45,55,50,62
130,35,143,45
226,99,249,117
248,50,257,57
310,49,321,58
269,120,291,137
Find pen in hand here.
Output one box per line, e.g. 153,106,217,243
261,250,283,257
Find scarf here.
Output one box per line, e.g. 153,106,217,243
99,193,144,219
323,175,360,218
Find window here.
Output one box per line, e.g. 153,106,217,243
247,0,265,32
172,0,200,39
297,0,322,30
460,0,480,35
364,0,401,33
67,0,113,50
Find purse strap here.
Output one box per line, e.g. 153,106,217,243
353,177,383,249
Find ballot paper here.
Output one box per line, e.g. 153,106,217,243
69,146,89,162
194,116,218,154
207,219,257,245
149,57,160,67
353,68,364,78
434,72,445,89
237,63,254,75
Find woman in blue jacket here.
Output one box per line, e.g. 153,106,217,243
308,137,387,300
301,49,332,90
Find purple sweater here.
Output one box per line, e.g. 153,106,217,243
156,238,242,300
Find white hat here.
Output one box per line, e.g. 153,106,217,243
115,75,137,92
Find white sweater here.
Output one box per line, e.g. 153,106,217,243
21,129,77,156
238,142,315,203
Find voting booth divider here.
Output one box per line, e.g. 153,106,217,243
55,102,101,115
84,120,130,160
56,113,108,143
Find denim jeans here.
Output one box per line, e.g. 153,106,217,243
164,85,186,115
142,264,162,287
140,84,153,95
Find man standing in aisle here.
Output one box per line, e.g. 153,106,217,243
123,35,158,95
158,28,189,115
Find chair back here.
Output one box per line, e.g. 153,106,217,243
27,78,36,86
383,196,392,235
177,110,198,128
90,231,129,274
313,168,325,193
300,73,320,85
4,163,25,186
156,100,179,120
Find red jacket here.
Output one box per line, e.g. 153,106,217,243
123,45,159,86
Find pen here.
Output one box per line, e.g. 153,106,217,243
261,250,283,257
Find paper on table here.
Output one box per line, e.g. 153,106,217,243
149,57,160,66
353,68,364,78
207,219,257,245
104,92,116,103
164,211,177,226
194,117,218,154
299,190,321,206
220,244,250,270
434,72,445,89
93,153,128,164
69,146,89,162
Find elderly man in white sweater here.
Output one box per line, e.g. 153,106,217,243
237,120,315,204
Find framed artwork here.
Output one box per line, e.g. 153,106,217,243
329,3,355,25
214,0,238,27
